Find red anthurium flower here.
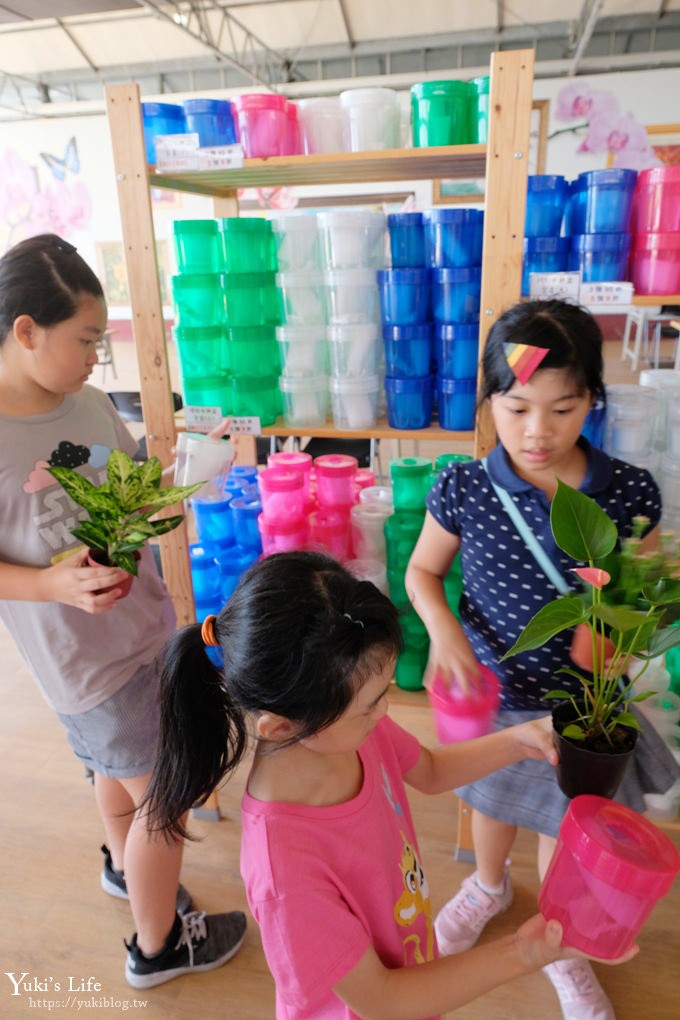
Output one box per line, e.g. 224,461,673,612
571,567,611,589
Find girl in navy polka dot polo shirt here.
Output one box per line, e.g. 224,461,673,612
406,299,679,1020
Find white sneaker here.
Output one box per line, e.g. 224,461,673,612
434,871,513,955
544,959,615,1020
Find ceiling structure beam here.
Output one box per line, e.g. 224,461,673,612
567,0,605,75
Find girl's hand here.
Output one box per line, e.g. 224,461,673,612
39,548,128,613
426,618,483,696
509,715,559,766
515,914,639,969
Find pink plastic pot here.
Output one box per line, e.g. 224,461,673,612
314,453,358,509
267,450,313,495
257,512,308,555
257,467,305,523
232,93,288,158
632,166,680,232
428,665,501,743
629,231,680,295
539,795,680,959
308,507,351,561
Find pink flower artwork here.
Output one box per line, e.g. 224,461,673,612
0,139,92,253
554,82,661,171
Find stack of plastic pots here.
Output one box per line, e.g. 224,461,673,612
522,175,570,296
629,166,680,295
564,169,636,283
311,454,358,561
423,207,483,430
318,211,387,430
274,212,329,428
380,211,434,430
171,218,231,416
383,456,433,690
220,217,281,426
410,80,474,147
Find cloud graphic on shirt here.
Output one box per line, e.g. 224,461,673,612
88,444,110,469
49,440,90,469
23,460,54,493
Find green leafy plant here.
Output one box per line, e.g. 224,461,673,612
49,449,204,576
501,479,680,747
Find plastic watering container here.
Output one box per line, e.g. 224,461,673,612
377,267,431,325
389,456,432,513
568,233,631,284
173,219,222,275
539,795,680,958
437,376,477,430
431,266,482,324
388,212,426,268
525,175,569,236
141,101,186,164
383,322,433,378
434,323,479,378
428,666,501,742
523,236,570,296
385,375,434,429
232,93,288,157
339,87,401,151
568,169,637,233
411,80,473,147
423,208,484,268
183,99,237,148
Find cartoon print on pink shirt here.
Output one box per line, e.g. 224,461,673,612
393,832,434,965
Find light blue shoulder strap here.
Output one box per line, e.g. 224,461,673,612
480,457,570,596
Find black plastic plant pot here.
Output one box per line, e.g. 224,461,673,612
552,701,638,800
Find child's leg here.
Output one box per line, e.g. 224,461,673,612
537,832,557,881
472,810,517,887
118,772,184,956
435,809,515,955
93,773,134,870
538,831,614,1019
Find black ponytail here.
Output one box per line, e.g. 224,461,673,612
144,623,247,841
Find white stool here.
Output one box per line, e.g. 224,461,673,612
621,307,677,371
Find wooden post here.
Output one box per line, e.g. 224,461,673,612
474,47,534,460
105,83,196,627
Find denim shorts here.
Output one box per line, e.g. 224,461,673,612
57,661,161,779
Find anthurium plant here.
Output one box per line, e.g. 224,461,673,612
502,479,680,747
49,449,204,576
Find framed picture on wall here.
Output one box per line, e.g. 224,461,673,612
96,240,171,307
432,99,549,205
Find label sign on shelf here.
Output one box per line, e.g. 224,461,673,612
219,416,262,436
183,405,225,432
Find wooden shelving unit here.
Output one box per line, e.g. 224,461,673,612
105,47,535,625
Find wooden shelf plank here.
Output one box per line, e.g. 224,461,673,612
260,418,474,442
149,144,487,193
632,294,680,306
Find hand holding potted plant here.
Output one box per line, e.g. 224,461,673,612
49,449,205,595
501,478,680,798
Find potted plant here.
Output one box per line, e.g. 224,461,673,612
49,449,205,595
501,478,680,798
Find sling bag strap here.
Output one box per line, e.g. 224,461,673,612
480,457,570,596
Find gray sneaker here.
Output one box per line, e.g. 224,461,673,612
125,910,247,989
100,844,193,915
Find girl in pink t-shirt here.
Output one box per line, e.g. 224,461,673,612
145,550,637,1019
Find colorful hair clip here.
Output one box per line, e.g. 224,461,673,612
503,342,550,384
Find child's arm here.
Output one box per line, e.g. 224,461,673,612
0,552,129,613
333,915,637,1020
405,512,480,692
403,716,557,796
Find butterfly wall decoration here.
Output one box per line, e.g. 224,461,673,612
40,136,80,181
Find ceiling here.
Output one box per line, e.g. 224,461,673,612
1,1,679,121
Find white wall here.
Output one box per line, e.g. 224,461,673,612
0,65,678,310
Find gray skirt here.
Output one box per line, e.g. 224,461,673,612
455,708,680,838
